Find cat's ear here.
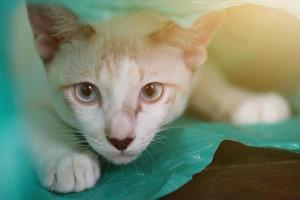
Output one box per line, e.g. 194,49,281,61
26,4,95,64
150,11,226,72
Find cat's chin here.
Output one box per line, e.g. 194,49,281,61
86,139,140,164
107,153,139,165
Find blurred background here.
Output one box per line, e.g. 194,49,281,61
208,4,300,113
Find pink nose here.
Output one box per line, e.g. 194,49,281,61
107,137,134,151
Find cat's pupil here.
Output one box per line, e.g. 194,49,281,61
144,84,155,97
81,84,93,97
74,82,100,104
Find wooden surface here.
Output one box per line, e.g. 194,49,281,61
164,141,300,200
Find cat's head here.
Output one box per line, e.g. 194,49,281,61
27,5,224,164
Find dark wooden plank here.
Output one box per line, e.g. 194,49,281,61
164,141,300,200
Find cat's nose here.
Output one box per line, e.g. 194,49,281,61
107,137,134,151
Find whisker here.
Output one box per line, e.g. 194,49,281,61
144,149,155,167
154,134,172,144
158,125,189,132
151,140,169,146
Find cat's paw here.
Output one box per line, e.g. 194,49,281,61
41,153,100,193
230,93,290,125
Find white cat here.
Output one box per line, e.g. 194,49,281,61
11,3,290,193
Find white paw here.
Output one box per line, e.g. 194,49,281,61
231,93,291,125
41,153,100,193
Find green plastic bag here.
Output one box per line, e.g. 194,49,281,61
1,0,300,199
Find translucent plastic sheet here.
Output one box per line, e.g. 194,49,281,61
1,0,300,199
2,117,300,200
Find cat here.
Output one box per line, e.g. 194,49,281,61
11,3,291,193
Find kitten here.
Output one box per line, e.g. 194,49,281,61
12,3,290,193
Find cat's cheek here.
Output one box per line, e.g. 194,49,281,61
54,89,106,136
72,107,106,137
162,90,189,125
131,108,165,151
134,133,157,152
47,89,81,130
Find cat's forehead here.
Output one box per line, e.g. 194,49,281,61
89,11,180,73
95,43,185,83
53,11,189,88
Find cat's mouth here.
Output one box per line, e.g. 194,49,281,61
109,152,139,164
83,134,143,164
85,139,140,164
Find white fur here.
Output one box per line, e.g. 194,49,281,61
12,3,291,194
230,93,291,124
43,153,100,193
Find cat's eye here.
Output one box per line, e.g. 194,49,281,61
140,82,164,103
74,82,100,104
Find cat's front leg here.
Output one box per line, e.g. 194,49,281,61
230,93,291,125
27,111,100,193
190,62,291,124
41,152,100,193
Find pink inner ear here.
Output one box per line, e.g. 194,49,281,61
27,5,64,62
35,34,59,62
183,46,207,72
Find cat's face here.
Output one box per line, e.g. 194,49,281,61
50,40,192,164
28,5,223,164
